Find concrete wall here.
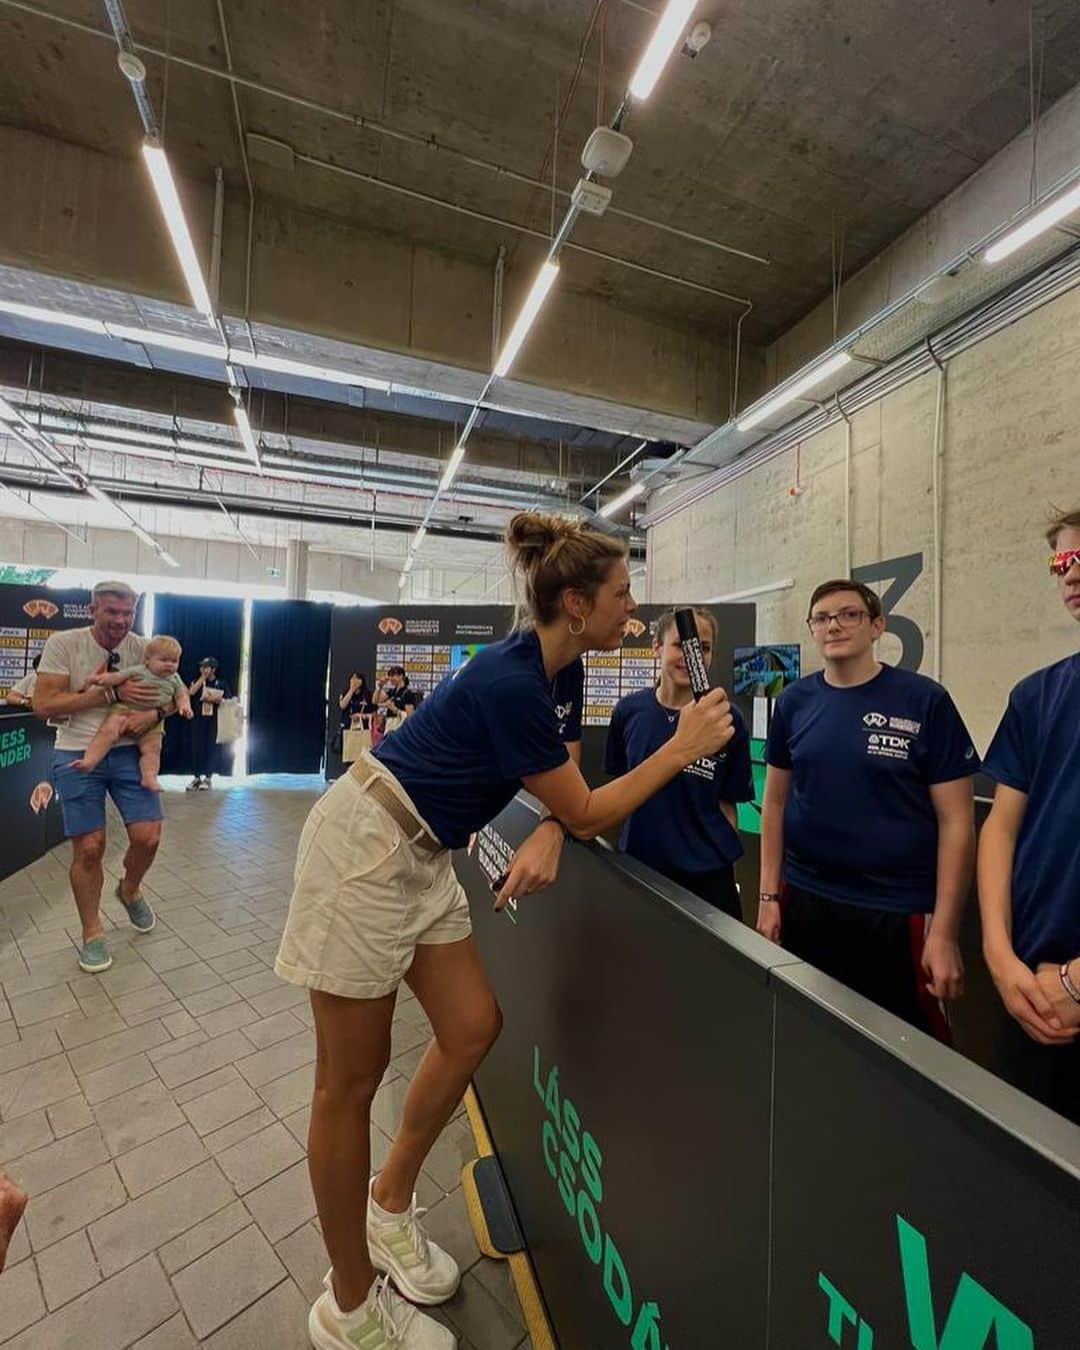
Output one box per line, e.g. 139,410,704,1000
646,281,1080,749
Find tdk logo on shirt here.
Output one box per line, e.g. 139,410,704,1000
684,754,723,781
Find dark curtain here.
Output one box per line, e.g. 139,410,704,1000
247,599,331,775
153,594,244,776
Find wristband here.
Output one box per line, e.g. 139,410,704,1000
759,892,782,904
1060,962,1080,1006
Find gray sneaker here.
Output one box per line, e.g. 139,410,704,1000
117,882,156,933
78,936,112,973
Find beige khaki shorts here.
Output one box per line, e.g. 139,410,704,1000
274,759,472,999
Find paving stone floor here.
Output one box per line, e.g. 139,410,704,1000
0,776,530,1350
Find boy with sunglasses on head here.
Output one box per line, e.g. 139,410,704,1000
979,510,1080,1124
758,579,979,1033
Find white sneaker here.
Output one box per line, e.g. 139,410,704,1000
367,1178,460,1305
309,1271,456,1349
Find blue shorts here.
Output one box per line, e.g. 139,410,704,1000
53,746,164,839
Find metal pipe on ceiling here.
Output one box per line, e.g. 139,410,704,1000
291,151,752,307
0,0,768,269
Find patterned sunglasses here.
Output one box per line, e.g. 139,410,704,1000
1049,549,1080,577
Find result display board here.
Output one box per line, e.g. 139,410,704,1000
458,797,1080,1349
0,584,95,697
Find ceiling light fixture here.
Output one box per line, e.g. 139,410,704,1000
439,445,467,493
984,180,1080,264
85,483,113,506
598,480,647,519
736,351,853,432
413,525,427,550
493,261,560,378
158,549,180,568
231,404,263,473
142,141,215,318
629,0,698,101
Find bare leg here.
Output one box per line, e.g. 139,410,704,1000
137,734,164,792
118,819,162,902
0,1170,28,1274
308,988,397,1312
69,712,127,772
70,830,108,941
374,937,501,1213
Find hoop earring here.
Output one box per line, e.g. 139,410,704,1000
568,616,586,638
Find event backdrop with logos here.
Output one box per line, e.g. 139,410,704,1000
0,584,99,697
326,603,755,782
460,797,1080,1349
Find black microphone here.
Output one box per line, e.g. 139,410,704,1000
674,609,711,701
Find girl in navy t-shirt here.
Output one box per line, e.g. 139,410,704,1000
275,513,735,1349
605,607,755,918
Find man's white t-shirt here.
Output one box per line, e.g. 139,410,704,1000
10,672,36,698
37,628,147,752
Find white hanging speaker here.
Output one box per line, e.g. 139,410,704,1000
581,127,634,179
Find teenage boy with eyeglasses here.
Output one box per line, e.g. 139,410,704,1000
758,579,979,1032
979,510,1080,1124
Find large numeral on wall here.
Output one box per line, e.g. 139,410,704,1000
852,554,925,673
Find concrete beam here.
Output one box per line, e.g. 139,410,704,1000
0,340,618,483
0,125,741,426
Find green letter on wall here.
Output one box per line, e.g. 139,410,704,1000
896,1215,1034,1350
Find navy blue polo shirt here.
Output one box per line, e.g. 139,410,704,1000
765,665,979,913
982,653,1080,966
604,689,754,874
373,629,583,847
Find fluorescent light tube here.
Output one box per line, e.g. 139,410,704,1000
85,483,113,505
402,554,414,574
598,480,646,518
133,525,158,548
629,0,697,101
0,300,107,334
414,525,427,549
493,261,559,378
235,349,392,393
736,351,853,432
108,323,228,361
0,396,20,423
142,142,215,318
231,404,263,472
398,573,408,589
439,444,467,493
984,181,1080,264
158,549,180,568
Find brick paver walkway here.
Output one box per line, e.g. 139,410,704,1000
0,776,528,1350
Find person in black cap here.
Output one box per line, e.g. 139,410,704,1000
187,657,229,791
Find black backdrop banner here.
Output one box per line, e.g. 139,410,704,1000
247,599,331,775
0,583,97,697
326,605,513,778
0,712,65,882
152,594,243,776
325,602,756,782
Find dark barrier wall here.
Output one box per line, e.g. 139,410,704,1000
0,711,65,882
459,797,1080,1348
153,594,243,777
248,599,332,774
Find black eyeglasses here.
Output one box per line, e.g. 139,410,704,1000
807,607,871,632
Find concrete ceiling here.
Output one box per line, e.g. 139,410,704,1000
2,0,1080,586
3,0,1079,343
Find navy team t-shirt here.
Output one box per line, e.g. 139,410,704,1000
604,689,754,874
373,628,583,848
982,653,1080,966
765,665,979,912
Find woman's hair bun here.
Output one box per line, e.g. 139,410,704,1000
504,511,626,626
505,511,571,563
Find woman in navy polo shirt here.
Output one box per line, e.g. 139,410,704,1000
758,577,979,1034
605,607,755,919
276,512,734,1350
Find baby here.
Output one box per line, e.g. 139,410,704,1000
71,635,194,791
